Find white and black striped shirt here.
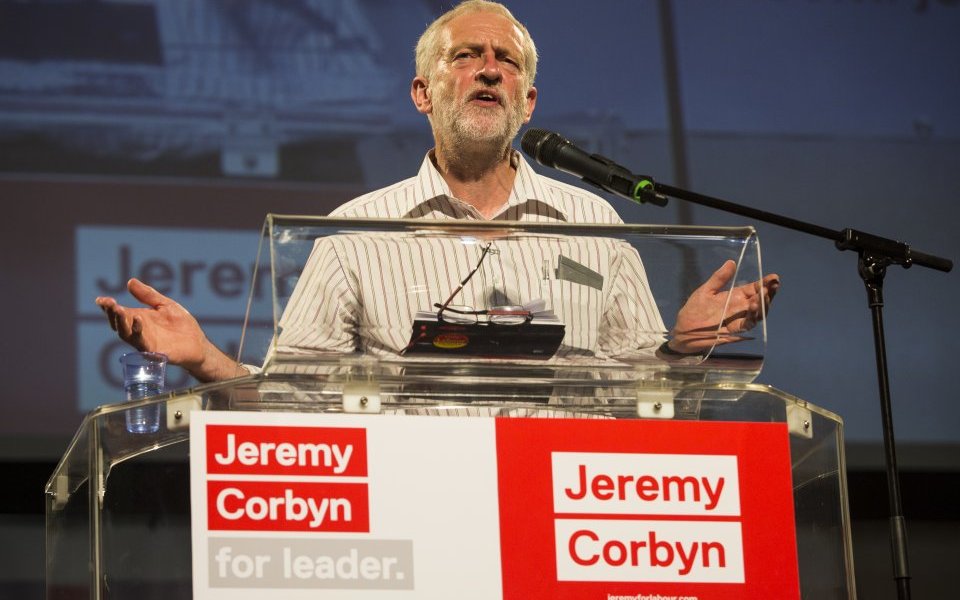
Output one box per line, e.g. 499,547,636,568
331,151,625,223
275,152,665,362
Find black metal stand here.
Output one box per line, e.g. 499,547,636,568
644,182,952,600
854,251,912,599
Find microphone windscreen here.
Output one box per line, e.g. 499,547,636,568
520,128,557,165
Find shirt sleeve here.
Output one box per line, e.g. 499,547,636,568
274,236,361,355
598,241,668,359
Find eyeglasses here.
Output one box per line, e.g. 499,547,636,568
435,304,533,325
434,243,532,326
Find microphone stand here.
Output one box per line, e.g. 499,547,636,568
642,180,952,600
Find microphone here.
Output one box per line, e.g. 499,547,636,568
521,128,668,207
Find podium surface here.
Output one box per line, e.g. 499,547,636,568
47,218,856,599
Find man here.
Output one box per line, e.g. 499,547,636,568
96,0,779,381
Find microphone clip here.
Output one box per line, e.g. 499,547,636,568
588,153,668,207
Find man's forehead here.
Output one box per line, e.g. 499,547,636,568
440,11,525,54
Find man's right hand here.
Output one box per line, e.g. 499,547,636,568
95,278,247,383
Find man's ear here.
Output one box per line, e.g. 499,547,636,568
523,86,538,123
411,76,432,115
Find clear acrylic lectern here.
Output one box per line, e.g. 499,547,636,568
47,216,855,598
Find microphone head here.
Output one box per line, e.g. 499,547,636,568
520,128,568,168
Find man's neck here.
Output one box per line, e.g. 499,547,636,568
432,141,517,219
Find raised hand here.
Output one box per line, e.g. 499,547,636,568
667,260,780,355
96,278,246,382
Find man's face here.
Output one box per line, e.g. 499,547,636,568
420,12,536,150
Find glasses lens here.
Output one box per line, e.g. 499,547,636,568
488,306,530,325
440,305,478,324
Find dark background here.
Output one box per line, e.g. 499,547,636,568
2,0,958,597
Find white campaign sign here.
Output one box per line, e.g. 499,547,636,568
190,413,800,599
190,411,503,599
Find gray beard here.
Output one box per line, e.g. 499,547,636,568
432,91,526,157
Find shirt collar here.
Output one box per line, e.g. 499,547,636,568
402,149,570,221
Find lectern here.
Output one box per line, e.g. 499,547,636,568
47,216,855,599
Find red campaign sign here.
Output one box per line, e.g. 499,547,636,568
207,480,370,533
495,419,799,600
205,424,367,477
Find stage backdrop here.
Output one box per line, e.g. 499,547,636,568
1,0,958,467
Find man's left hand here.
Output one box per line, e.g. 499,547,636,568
667,260,780,354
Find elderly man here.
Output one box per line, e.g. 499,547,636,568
96,0,779,381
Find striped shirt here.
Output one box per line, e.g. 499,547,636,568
330,151,625,223
274,151,666,364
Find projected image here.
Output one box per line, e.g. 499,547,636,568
0,0,429,180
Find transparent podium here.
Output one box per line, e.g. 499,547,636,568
47,216,855,599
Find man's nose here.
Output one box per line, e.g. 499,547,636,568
477,52,502,84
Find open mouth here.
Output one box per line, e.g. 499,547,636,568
470,89,502,106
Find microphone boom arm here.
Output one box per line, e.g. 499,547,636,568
652,181,952,272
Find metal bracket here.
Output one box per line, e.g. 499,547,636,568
50,474,70,511
166,394,203,431
342,381,381,413
786,402,813,439
636,389,675,419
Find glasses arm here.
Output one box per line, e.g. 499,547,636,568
436,243,492,314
